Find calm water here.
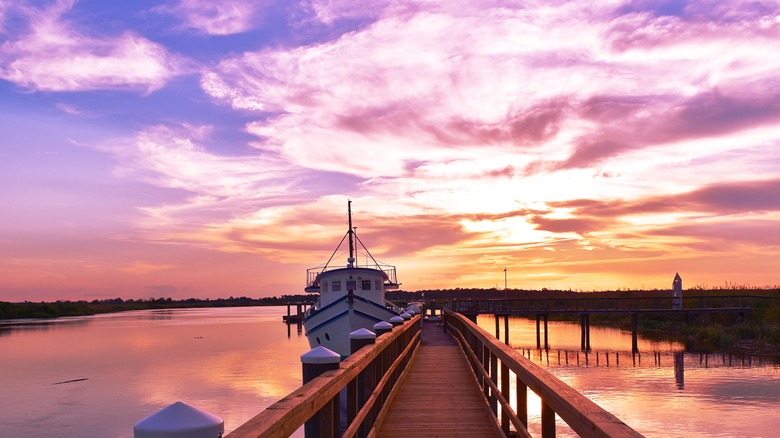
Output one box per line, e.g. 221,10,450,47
477,315,780,437
0,307,309,437
2,308,779,437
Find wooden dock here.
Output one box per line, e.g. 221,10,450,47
226,311,642,438
377,322,498,437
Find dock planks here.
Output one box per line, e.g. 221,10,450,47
377,321,499,437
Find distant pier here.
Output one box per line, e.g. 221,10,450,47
450,294,768,352
282,301,314,324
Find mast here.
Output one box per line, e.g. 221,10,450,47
347,200,355,268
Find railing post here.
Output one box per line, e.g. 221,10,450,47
349,329,376,429
301,346,341,438
517,376,527,428
389,316,404,362
490,350,498,415
541,400,556,438
500,362,510,435
350,328,377,354
373,321,393,337
482,343,490,399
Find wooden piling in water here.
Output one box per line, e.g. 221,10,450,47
301,347,341,438
504,315,509,345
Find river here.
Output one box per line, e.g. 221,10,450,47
476,315,780,437
0,307,309,437
1,307,778,437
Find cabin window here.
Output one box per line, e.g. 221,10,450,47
346,280,357,290
321,281,328,292
375,279,382,290
332,281,341,292
361,280,372,291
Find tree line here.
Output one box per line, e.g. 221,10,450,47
3,286,777,320
0,295,314,320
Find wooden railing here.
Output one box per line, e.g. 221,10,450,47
227,315,421,438
444,309,644,438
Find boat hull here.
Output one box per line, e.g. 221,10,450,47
304,295,398,357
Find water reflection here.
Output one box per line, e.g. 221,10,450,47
0,316,91,336
138,310,174,320
478,315,780,438
514,347,779,370
0,306,310,438
675,351,684,390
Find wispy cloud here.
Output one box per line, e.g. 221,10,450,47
98,123,305,228
155,0,266,35
0,0,185,92
120,261,176,275
202,1,780,182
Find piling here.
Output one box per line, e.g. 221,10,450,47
301,346,341,438
389,315,404,327
504,315,509,345
350,328,376,354
374,321,393,337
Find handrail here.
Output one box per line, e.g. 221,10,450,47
445,309,643,438
228,315,422,438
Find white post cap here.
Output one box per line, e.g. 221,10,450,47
399,312,412,320
374,321,393,330
389,316,405,325
349,328,377,339
301,346,341,364
134,401,223,438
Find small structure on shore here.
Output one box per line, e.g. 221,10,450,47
672,273,683,310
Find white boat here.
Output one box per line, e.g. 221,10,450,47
303,201,401,356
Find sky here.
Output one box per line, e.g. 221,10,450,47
1,0,779,302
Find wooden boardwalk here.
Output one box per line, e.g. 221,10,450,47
377,321,499,437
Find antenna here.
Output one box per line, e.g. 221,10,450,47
347,200,355,268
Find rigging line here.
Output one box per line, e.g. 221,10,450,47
353,233,383,269
319,231,350,273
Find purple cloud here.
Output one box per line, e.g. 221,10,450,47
0,2,185,92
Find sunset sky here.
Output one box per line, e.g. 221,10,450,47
2,0,779,302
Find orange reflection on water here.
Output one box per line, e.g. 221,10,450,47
477,315,780,437
0,307,310,437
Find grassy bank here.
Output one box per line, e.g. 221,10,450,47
683,295,780,354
